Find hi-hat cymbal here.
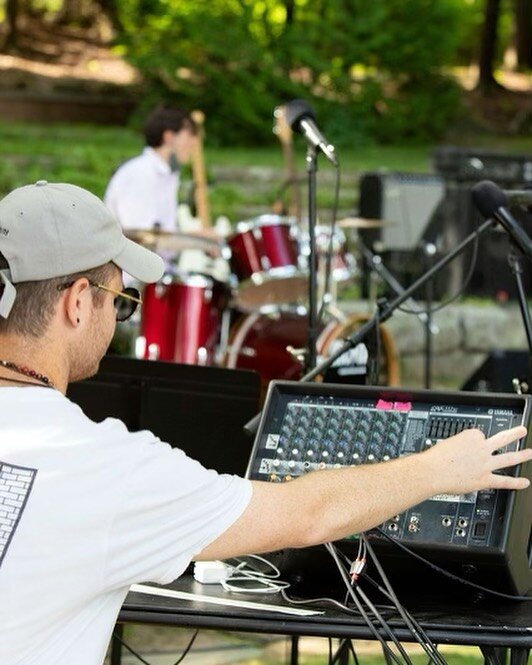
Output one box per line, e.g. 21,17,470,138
337,217,395,229
125,229,224,256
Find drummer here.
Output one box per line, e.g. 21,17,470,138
104,103,200,233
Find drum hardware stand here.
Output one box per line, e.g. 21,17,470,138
245,218,495,435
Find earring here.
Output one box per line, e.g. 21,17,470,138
77,318,80,324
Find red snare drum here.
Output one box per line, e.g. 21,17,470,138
227,215,307,310
139,273,228,365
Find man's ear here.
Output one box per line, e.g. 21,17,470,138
61,279,91,328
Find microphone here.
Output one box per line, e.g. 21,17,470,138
471,180,532,261
284,99,338,166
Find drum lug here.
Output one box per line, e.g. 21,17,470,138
147,343,160,361
196,347,208,365
286,345,307,364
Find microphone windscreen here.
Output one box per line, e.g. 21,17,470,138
284,99,316,131
471,180,508,218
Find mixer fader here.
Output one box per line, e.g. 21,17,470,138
246,381,532,594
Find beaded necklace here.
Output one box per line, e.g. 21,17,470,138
0,360,55,389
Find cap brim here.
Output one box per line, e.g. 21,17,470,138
113,237,165,284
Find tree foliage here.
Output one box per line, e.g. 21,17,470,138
113,0,470,145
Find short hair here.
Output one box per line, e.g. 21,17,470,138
143,104,197,147
0,262,116,337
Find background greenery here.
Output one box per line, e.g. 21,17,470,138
1,120,532,223
2,0,530,148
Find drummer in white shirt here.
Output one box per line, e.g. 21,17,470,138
104,104,198,233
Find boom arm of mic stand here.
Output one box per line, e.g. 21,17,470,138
357,238,439,335
243,218,494,436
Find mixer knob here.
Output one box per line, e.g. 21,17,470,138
291,448,299,456
322,450,329,458
288,460,296,468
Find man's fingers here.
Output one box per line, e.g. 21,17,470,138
491,447,532,471
488,426,527,453
488,473,531,491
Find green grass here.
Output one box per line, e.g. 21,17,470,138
1,119,532,222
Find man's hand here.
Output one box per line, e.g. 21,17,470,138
426,425,531,496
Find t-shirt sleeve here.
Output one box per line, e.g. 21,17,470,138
103,436,252,588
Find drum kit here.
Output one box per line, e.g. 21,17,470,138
126,214,400,394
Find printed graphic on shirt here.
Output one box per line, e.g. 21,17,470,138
0,461,37,568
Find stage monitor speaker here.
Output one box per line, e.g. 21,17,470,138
67,355,261,476
461,349,530,394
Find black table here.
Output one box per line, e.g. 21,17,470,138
115,575,532,665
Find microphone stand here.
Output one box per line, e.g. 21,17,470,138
507,248,532,374
305,144,319,371
357,238,439,335
421,242,437,389
244,218,495,436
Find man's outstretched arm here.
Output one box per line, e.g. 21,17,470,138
197,426,531,561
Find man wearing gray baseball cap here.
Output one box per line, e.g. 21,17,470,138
0,182,530,665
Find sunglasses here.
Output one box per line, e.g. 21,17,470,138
57,280,142,322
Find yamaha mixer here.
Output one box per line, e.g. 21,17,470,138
246,382,532,595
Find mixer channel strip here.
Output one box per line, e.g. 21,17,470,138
259,404,496,482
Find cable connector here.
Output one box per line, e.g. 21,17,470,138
193,560,229,584
350,557,366,582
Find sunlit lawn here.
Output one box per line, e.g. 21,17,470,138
1,120,532,221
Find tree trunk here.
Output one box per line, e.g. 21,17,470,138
515,0,532,69
478,0,502,90
3,0,20,50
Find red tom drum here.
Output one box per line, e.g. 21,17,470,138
227,215,307,311
139,273,228,365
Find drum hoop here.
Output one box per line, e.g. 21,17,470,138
254,214,297,228
320,313,401,386
174,272,219,288
225,310,263,368
231,221,255,236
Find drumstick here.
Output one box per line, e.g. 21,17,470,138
273,105,301,223
191,109,212,228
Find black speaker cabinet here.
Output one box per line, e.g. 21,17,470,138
358,171,532,300
462,350,530,394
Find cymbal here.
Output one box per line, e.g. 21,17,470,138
125,229,225,256
337,217,395,229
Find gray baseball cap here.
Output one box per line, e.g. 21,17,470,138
0,180,165,318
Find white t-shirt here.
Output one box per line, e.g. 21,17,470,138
0,387,252,665
104,147,180,232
